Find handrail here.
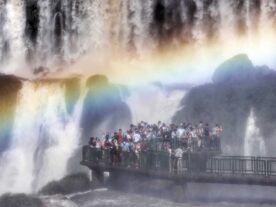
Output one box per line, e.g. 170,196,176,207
82,146,276,177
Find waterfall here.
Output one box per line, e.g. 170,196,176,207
36,0,52,67
0,0,276,74
244,109,266,157
126,84,186,124
0,1,7,63
2,0,26,73
0,81,86,194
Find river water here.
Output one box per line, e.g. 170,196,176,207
65,184,276,207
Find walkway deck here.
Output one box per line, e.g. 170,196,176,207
81,146,276,187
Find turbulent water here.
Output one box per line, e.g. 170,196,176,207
0,81,86,194
68,185,276,207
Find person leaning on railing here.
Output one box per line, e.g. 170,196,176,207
121,138,130,167
110,138,121,166
214,124,222,151
85,137,102,162
174,147,184,171
203,123,210,149
84,121,223,168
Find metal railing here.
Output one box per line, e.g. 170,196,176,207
82,146,276,177
144,137,221,152
183,155,276,176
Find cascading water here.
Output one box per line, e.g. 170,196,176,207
0,1,276,204
0,81,86,194
2,0,26,73
1,0,276,74
126,84,186,124
244,109,266,157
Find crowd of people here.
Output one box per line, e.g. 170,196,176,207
87,121,223,169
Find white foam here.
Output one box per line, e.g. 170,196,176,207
126,84,186,124
244,109,266,156
0,82,86,194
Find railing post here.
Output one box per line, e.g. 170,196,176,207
231,158,234,175
256,157,259,175
254,157,257,175
91,167,104,187
219,159,221,174
210,157,213,173
264,160,268,176
187,153,190,172
266,160,271,177
242,159,245,175
82,145,91,162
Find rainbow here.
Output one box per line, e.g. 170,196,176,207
1,13,276,150
62,28,276,87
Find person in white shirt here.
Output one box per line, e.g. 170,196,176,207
176,124,185,139
174,147,183,170
133,131,141,143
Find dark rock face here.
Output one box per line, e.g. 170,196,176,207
174,55,276,155
67,75,131,173
212,54,276,84
212,54,255,83
64,77,81,114
39,173,90,195
33,66,49,76
0,194,43,207
0,74,22,152
174,82,250,154
81,75,131,145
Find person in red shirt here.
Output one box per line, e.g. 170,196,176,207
118,129,123,144
215,124,222,151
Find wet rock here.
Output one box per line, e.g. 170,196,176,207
0,194,43,207
0,74,22,152
39,173,90,196
33,66,49,76
174,54,276,155
212,54,255,83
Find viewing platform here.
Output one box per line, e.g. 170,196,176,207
81,146,276,187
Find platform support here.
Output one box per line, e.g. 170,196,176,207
172,181,188,202
91,167,104,187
